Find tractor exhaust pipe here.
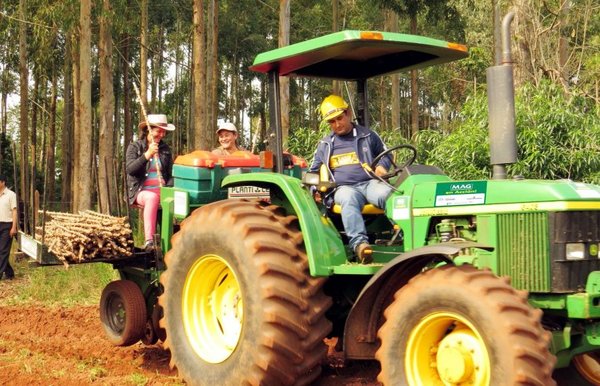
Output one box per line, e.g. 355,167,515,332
486,11,518,179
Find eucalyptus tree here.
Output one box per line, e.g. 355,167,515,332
18,0,29,224
140,0,149,111
369,0,464,137
513,0,600,103
192,0,206,150
98,0,116,214
279,0,290,145
0,2,19,135
75,0,92,211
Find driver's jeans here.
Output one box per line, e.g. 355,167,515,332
334,179,392,252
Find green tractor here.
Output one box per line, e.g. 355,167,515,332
95,26,600,386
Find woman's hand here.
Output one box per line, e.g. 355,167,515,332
145,142,159,160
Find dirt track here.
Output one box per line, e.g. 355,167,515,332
0,302,380,385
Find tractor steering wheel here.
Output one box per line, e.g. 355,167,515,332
370,144,417,180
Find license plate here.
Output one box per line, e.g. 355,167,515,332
228,186,270,200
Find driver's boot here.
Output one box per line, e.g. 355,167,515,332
355,243,373,264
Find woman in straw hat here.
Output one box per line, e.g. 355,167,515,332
126,114,175,251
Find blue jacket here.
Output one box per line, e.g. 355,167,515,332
308,124,392,183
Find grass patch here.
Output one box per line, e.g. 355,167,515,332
1,254,118,307
127,373,149,385
77,357,108,381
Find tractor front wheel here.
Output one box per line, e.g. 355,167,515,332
376,264,556,386
99,280,147,346
554,352,600,385
159,199,332,385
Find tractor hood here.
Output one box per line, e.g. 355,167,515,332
250,30,468,80
408,179,600,216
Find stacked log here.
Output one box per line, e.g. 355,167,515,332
36,210,134,265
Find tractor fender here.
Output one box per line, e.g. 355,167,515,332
343,241,494,360
222,172,347,275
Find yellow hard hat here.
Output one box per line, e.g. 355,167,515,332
320,95,349,121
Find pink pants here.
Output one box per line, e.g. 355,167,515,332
135,190,160,242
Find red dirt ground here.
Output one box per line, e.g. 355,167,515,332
0,302,380,385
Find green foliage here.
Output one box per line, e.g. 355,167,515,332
419,90,490,179
419,80,600,183
510,81,600,183
0,133,16,187
379,127,410,149
287,123,329,163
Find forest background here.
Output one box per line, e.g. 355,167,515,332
0,0,599,230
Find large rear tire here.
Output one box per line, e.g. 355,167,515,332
159,199,332,385
99,279,147,346
375,264,556,386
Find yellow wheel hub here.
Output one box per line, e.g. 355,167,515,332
182,255,242,363
406,312,490,385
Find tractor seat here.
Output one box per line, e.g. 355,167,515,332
331,203,384,215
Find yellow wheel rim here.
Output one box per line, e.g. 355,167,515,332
573,352,600,384
182,254,243,363
406,311,490,386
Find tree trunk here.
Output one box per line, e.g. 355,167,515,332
279,0,290,146
77,0,92,211
99,0,116,214
157,27,165,112
122,34,132,144
558,1,570,89
192,0,207,149
1,42,9,134
140,0,149,112
19,0,30,231
47,68,57,208
206,0,218,149
62,35,73,212
387,10,400,133
332,0,341,96
410,17,419,138
30,71,38,227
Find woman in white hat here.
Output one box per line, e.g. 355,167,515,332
125,114,175,251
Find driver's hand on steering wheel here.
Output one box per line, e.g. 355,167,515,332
375,165,388,177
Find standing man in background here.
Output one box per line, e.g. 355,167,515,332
0,175,17,280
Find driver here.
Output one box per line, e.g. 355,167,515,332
309,94,393,264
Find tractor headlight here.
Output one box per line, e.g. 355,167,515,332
174,190,189,217
302,172,320,186
566,243,585,260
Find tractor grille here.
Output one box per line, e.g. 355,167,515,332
549,211,600,292
497,212,550,292
497,211,600,293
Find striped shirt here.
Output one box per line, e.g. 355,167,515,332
142,157,163,193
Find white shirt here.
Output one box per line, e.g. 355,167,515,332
0,187,17,223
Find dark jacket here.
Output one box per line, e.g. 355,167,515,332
308,124,392,181
125,138,174,205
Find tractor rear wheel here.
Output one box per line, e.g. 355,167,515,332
159,199,332,385
375,264,556,386
99,280,147,346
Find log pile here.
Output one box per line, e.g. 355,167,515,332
36,210,134,265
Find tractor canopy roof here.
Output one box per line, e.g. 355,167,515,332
250,30,468,80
